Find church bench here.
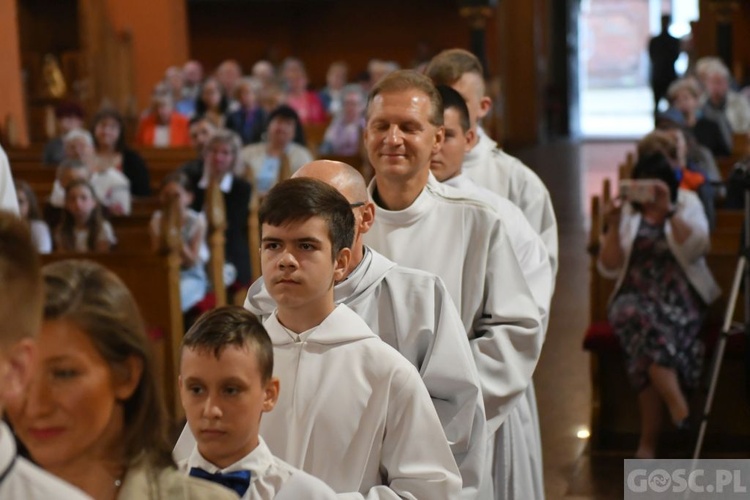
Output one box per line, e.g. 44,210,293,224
584,179,750,454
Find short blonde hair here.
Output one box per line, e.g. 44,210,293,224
367,70,443,127
638,130,677,162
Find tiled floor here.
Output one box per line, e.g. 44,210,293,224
511,140,637,499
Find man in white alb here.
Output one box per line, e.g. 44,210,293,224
245,159,487,499
426,49,559,280
361,69,543,498
431,84,552,500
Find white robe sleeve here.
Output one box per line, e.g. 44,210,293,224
345,364,463,500
474,219,545,434
0,146,19,214
275,470,339,500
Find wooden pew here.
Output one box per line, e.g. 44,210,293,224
584,178,750,453
40,195,185,423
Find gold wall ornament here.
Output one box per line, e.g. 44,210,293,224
42,54,67,98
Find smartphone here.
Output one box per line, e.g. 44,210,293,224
619,179,657,204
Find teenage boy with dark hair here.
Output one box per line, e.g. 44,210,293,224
178,305,337,499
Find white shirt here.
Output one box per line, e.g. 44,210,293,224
0,422,89,499
0,145,19,214
244,247,486,499
198,171,234,193
180,437,337,500
73,220,117,252
29,220,52,254
463,128,559,279
363,175,543,434
175,305,462,500
90,167,132,215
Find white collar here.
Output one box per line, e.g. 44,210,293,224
198,172,234,193
186,436,274,475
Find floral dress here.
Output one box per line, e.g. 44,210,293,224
608,218,705,390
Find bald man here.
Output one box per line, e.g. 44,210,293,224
242,159,487,499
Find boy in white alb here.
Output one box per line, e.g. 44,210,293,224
430,85,551,500
0,211,88,499
245,159,487,499
178,306,337,499
176,178,462,499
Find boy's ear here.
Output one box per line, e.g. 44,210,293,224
113,355,144,401
478,96,493,120
0,338,36,406
333,247,351,282
464,128,477,153
262,377,280,413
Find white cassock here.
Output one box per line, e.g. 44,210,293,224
179,436,338,500
463,127,558,281
445,173,550,500
0,145,19,214
175,304,462,500
363,175,543,499
245,246,487,499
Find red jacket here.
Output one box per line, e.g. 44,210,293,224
135,113,190,147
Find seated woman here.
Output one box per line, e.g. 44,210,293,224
54,179,117,253
225,78,266,145
5,259,237,500
92,109,151,197
280,57,326,125
150,172,209,312
239,105,313,197
193,77,229,129
666,78,731,158
319,85,365,156
598,153,720,459
135,89,190,148
191,130,252,287
15,180,52,253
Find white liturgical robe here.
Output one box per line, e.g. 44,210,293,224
245,246,486,499
0,145,19,214
180,437,338,500
463,127,558,281
0,422,89,499
444,173,549,500
175,305,462,500
363,175,543,435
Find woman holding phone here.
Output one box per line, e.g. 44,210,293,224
598,152,720,459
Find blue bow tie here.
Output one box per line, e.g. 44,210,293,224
189,467,252,497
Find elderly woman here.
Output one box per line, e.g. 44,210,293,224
598,153,720,459
6,259,237,500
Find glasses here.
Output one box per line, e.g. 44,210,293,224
349,202,366,208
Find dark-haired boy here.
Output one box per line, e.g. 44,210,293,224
0,211,87,499
178,306,337,499
176,178,461,498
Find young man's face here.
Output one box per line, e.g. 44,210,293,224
430,108,474,182
261,216,348,315
364,89,444,184
180,344,278,469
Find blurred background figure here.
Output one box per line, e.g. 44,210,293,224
43,101,86,166
648,14,682,118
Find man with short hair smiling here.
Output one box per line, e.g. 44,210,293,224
362,69,543,499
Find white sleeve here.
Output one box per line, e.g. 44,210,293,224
473,218,545,434
666,190,710,264
0,146,19,214
274,471,338,500
346,364,462,500
31,221,53,254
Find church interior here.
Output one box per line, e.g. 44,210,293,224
2,0,750,498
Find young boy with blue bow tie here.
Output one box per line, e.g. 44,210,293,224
177,306,337,499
